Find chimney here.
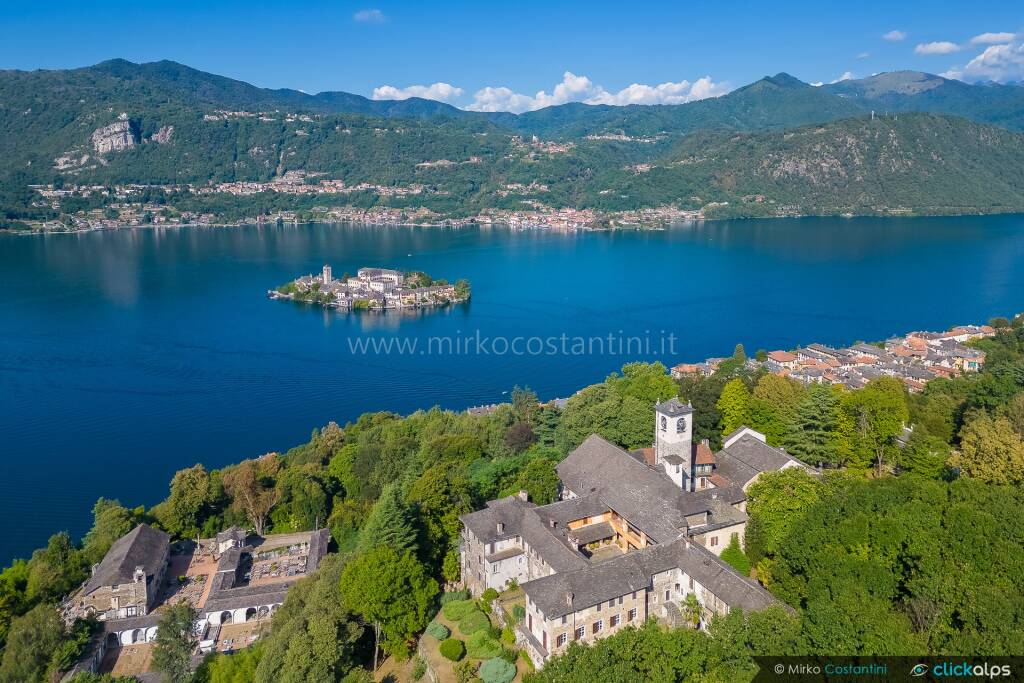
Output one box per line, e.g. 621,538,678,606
549,519,557,529
565,591,573,607
517,490,529,502
701,438,710,447
133,565,145,583
684,538,690,549
497,522,505,533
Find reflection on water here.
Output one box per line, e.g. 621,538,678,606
1,215,1024,564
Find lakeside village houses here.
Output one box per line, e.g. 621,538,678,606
274,265,460,310
59,525,330,679
460,398,808,668
671,324,993,393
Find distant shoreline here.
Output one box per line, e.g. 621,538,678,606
6,207,1023,237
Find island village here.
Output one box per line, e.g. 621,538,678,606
270,265,470,310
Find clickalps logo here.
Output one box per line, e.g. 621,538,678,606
911,661,1013,678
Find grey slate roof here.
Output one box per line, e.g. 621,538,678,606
568,522,615,546
655,397,694,417
557,435,744,543
714,435,801,489
523,537,778,619
84,524,169,595
459,496,589,574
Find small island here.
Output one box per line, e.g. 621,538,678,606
270,265,470,310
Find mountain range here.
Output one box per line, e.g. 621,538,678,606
3,59,1024,228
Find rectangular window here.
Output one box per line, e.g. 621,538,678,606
608,600,615,609
610,614,620,627
597,602,602,612
528,614,532,631
561,615,567,625
627,608,637,622
618,596,623,606
575,626,585,640
592,619,603,634
665,590,670,601
710,536,719,547
689,577,694,590
556,633,567,647
631,591,636,600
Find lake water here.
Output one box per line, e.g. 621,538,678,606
2,216,1024,564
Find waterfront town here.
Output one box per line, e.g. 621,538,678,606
671,323,994,393
270,265,470,310
20,179,703,233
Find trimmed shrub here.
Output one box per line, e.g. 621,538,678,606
481,587,499,602
425,620,450,640
480,657,517,683
720,535,752,575
439,638,466,662
458,610,490,636
499,627,516,646
411,655,427,681
511,604,525,622
442,599,478,622
440,589,470,604
466,630,502,659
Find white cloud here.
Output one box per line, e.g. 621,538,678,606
943,42,1024,82
372,82,464,103
856,52,871,59
970,32,1017,45
882,30,906,42
830,71,855,83
463,71,729,113
353,8,386,23
914,41,961,55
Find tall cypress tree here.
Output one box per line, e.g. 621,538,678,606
783,384,840,466
357,484,418,554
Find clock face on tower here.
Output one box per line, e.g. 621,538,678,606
676,417,687,433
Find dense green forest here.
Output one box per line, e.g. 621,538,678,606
1,316,1023,682
4,61,1024,229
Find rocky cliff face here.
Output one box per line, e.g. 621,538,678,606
150,125,174,144
91,120,137,154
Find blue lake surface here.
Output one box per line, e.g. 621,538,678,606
2,216,1024,564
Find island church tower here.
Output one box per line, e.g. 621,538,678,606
654,397,694,490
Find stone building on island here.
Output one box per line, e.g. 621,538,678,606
459,398,807,667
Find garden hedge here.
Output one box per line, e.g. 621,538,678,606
458,610,490,636
466,630,503,659
442,599,478,621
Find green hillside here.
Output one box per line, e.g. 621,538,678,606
3,60,1024,228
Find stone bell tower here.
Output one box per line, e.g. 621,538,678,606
654,398,694,489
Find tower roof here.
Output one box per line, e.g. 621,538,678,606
655,397,693,417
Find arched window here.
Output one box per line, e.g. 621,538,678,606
676,417,687,433
660,416,667,431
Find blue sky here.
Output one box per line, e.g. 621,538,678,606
1,1,1022,112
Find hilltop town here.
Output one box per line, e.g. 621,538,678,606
270,265,470,311
672,323,994,393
